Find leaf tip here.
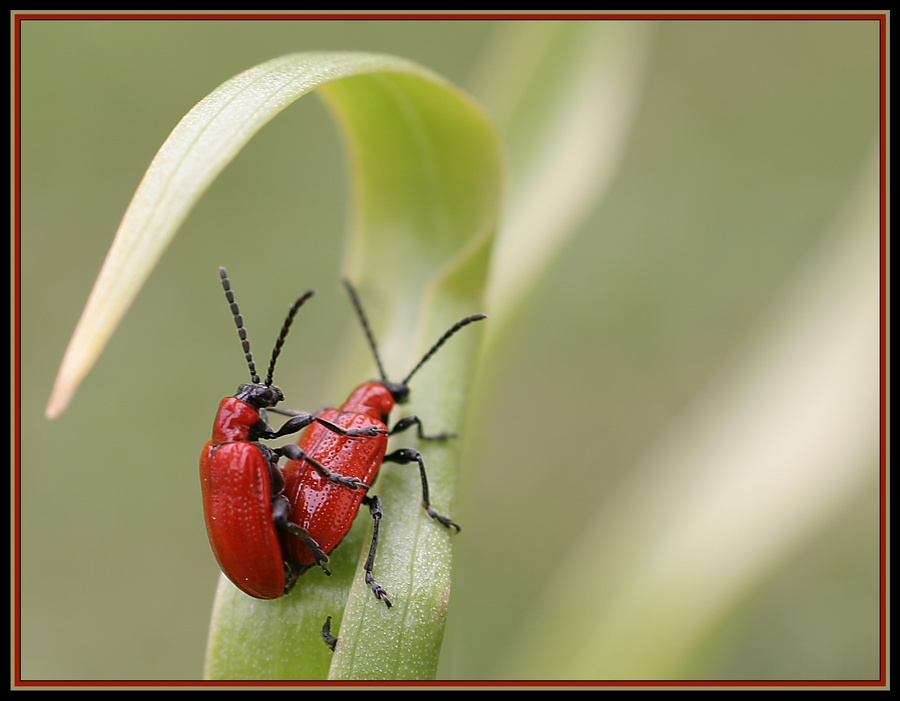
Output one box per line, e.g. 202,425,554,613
45,374,73,419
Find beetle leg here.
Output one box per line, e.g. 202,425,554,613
321,616,338,651
314,416,388,438
362,495,392,608
266,408,386,439
383,448,461,532
277,444,371,491
268,405,333,417
282,561,309,595
389,415,454,441
264,412,317,439
272,494,331,575
266,412,386,439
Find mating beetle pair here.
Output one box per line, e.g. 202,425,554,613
200,268,484,607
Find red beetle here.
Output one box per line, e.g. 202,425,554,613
200,268,384,599
277,280,486,608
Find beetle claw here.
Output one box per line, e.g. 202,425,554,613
365,573,392,608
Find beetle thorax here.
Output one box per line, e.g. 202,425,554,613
211,396,261,442
343,382,396,422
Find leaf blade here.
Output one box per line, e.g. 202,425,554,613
45,52,455,419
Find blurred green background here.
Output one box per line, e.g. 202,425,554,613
18,16,882,681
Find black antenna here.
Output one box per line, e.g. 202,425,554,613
400,312,487,386
220,267,315,388
342,278,486,393
264,289,315,387
220,267,259,384
342,279,390,384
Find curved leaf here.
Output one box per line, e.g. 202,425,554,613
45,51,498,419
206,62,501,682
45,52,501,680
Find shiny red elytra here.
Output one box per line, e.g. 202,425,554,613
200,268,386,599
277,280,486,608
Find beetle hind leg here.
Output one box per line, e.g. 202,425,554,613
321,616,338,651
282,562,312,595
362,495,392,608
272,495,332,576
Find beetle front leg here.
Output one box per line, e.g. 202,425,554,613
389,415,454,441
315,417,388,438
264,412,316,439
266,412,387,440
383,448,461,532
268,406,332,418
277,444,371,491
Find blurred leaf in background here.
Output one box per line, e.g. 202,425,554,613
17,14,883,683
444,17,882,681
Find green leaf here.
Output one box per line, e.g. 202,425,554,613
45,52,502,680
45,51,499,420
